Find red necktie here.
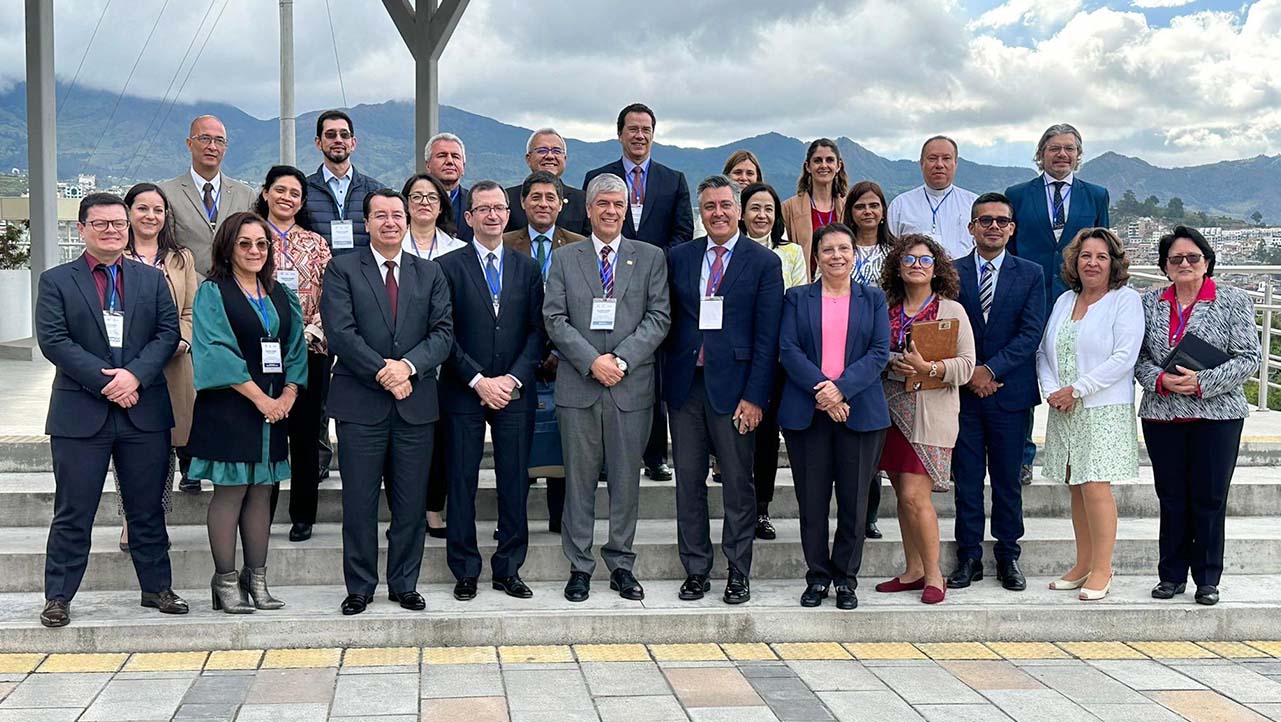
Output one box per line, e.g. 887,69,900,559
630,166,645,205
384,260,398,325
698,246,728,365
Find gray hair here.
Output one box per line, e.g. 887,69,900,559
1033,123,1083,171
919,135,958,161
586,173,627,204
525,127,565,155
696,174,740,207
424,132,466,163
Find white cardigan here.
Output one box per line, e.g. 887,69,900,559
1036,286,1143,409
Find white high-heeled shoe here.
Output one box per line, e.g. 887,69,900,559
1049,573,1089,590
1078,573,1113,601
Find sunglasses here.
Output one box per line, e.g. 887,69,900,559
236,239,270,252
1167,253,1204,266
974,216,1013,229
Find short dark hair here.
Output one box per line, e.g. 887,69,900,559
1061,227,1131,292
400,174,456,236
315,109,353,138
78,192,127,223
616,103,656,135
208,211,276,291
810,222,857,269
123,183,187,269
842,180,895,249
971,192,1014,220
739,182,787,249
696,174,739,203
880,233,961,307
254,165,313,231
1158,225,1217,277
521,171,564,201
363,188,408,219
466,180,505,211
920,135,958,160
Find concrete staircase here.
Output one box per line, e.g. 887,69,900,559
1,437,1280,653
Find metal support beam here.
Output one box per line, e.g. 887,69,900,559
279,0,296,165
25,0,57,311
381,0,469,171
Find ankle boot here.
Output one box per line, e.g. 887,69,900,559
239,566,285,609
211,571,254,614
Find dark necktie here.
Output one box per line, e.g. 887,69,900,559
533,235,550,280
202,182,217,223
384,260,398,325
979,261,995,321
599,246,614,298
1052,181,1066,229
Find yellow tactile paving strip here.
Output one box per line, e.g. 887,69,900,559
13,641,1281,674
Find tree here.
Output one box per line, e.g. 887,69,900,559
1166,197,1185,220
1252,211,1264,225
0,222,29,270
1142,195,1161,217
1117,189,1140,215
1195,210,1209,225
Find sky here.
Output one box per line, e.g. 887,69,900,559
1,0,1278,169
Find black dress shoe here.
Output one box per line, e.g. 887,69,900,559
564,571,591,602
996,560,1027,591
755,514,776,540
288,522,313,542
1152,581,1187,599
834,584,858,610
548,519,562,534
711,472,723,484
341,593,372,615
724,568,751,605
389,590,426,610
178,475,201,493
493,575,533,599
141,589,189,615
645,463,673,481
679,574,711,600
610,569,645,600
453,578,478,601
800,583,829,607
427,524,447,539
947,559,984,589
40,599,70,628
865,522,883,539
318,466,331,481
1195,585,1219,606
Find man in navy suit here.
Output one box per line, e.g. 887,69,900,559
663,175,783,605
437,181,546,602
321,189,454,616
583,103,694,483
425,132,473,243
36,193,186,627
1005,124,1109,483
948,193,1046,593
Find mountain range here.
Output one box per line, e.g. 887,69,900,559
1,82,1277,220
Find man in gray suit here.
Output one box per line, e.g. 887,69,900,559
544,173,670,603
158,115,254,276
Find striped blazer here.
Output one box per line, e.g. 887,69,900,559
1134,282,1261,421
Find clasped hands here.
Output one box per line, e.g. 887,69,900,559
377,359,414,400
474,375,518,410
813,379,850,423
253,386,298,423
101,368,140,408
890,341,935,379
1162,365,1200,396
966,364,1003,399
1046,386,1077,413
590,354,624,387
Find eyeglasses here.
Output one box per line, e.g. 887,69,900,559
190,134,228,148
408,192,440,206
322,130,353,140
369,212,407,223
901,254,935,268
1044,144,1078,155
975,215,1013,229
470,204,509,216
86,219,130,232
532,146,565,157
236,239,270,252
1167,253,1204,266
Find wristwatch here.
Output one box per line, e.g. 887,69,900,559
1071,387,1082,399
615,357,629,374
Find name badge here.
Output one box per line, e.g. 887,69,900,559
276,269,300,292
331,220,355,249
261,338,283,374
104,311,124,348
699,296,724,330
630,204,644,232
590,298,617,331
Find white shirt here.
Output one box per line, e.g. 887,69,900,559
322,164,353,212
1043,172,1074,226
467,240,522,390
886,183,978,261
700,233,739,294
973,248,1007,288
591,234,623,258
402,227,465,260
369,244,415,376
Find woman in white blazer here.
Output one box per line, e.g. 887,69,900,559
1036,228,1143,601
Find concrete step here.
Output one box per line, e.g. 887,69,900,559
1,466,1279,527
6,516,1281,593
2,575,1278,653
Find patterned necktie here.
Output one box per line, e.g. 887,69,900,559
630,166,645,205
1052,181,1067,229
533,235,550,280
979,260,995,321
202,182,216,223
384,260,399,325
599,245,614,298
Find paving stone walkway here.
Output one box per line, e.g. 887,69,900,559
3,642,1281,721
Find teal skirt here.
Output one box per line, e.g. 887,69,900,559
188,420,291,486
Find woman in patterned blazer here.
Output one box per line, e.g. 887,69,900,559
1134,225,1260,606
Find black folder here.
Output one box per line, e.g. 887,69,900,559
1162,331,1231,373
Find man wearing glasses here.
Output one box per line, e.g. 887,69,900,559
305,109,386,256
159,115,254,276
948,193,1046,594
505,128,590,237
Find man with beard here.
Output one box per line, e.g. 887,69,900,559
305,110,386,255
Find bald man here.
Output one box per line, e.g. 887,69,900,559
158,115,255,276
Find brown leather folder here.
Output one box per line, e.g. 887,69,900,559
904,319,959,392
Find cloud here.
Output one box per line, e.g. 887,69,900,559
969,0,1083,30
1132,0,1196,7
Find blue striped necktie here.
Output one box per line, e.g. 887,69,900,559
979,261,995,320
600,246,614,297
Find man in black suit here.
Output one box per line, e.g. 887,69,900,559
583,103,695,482
425,132,473,242
437,181,546,601
35,193,187,627
505,128,590,237
320,189,454,615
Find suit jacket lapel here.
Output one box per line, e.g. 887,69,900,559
72,262,111,345
508,228,532,256
121,261,140,349
552,228,574,249
576,243,605,297
497,250,519,321
395,256,416,335
956,254,984,329
1063,181,1090,248
179,177,209,226
1028,178,1053,241
989,256,1017,324
466,248,499,320
716,240,748,296
806,283,823,363
361,252,395,333
612,241,637,300
637,164,659,229
844,285,862,363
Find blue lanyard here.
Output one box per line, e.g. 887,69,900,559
105,265,120,312
239,278,271,333
896,293,935,348
129,250,163,267
924,187,955,230
704,247,733,294
1046,182,1072,222
409,231,438,259
480,249,504,301
809,194,836,227
534,238,552,279
1172,300,1197,343
204,186,220,223
268,221,297,268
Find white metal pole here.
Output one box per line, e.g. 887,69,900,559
279,0,296,165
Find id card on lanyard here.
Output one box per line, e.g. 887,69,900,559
243,280,283,374
103,265,124,348
699,247,732,330
271,223,301,292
